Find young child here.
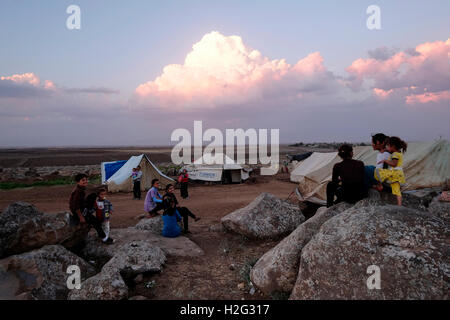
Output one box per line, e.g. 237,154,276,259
80,192,114,244
132,166,142,200
95,188,114,240
374,136,407,206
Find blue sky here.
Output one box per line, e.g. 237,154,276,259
0,0,449,146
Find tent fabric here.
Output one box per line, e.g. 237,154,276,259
292,140,450,205
101,160,127,184
106,154,174,192
184,153,251,182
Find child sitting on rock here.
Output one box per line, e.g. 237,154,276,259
95,188,114,241
374,136,407,206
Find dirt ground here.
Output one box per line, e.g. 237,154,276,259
0,173,306,300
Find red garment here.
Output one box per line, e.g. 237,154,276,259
179,173,189,183
95,202,104,222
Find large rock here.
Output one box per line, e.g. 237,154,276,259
67,268,128,300
101,241,166,279
68,241,166,300
80,227,203,265
428,196,450,222
221,193,305,239
290,205,449,299
0,245,95,300
135,216,164,234
0,202,89,258
250,202,352,295
367,188,441,211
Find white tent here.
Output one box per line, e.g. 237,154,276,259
183,153,252,183
105,154,174,192
291,140,450,205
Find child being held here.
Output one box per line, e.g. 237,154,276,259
374,136,407,206
96,188,114,239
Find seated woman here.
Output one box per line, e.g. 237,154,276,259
326,144,366,207
163,184,200,234
161,195,182,238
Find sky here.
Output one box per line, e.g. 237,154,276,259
0,0,449,147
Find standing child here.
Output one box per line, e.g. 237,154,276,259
96,188,114,240
178,169,189,199
83,191,114,244
69,173,112,244
132,166,143,200
374,136,407,206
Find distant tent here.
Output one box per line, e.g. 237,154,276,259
292,140,450,205
105,154,174,193
183,153,252,183
101,160,127,184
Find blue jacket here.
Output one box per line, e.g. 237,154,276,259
162,209,182,238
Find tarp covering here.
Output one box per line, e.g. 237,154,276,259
183,153,251,183
291,140,450,204
106,154,174,192
101,160,127,184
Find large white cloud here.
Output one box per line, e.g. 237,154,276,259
134,31,341,110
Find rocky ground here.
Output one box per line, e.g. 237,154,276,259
0,173,300,300
1,179,448,300
0,146,448,300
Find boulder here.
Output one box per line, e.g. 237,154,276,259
68,241,166,300
221,193,305,239
80,227,203,265
428,196,450,222
367,188,441,211
0,202,89,258
67,268,128,300
135,216,164,234
101,241,166,279
0,245,96,300
290,205,449,299
250,202,352,295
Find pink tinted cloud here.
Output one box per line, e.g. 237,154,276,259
347,38,450,104
373,88,394,99
406,90,450,105
134,31,339,110
0,73,41,86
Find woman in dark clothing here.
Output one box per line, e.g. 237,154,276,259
326,144,366,207
163,184,200,234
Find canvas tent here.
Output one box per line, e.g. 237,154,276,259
183,153,252,183
101,160,127,184
103,154,174,193
291,140,450,205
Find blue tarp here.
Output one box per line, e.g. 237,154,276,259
104,160,127,181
